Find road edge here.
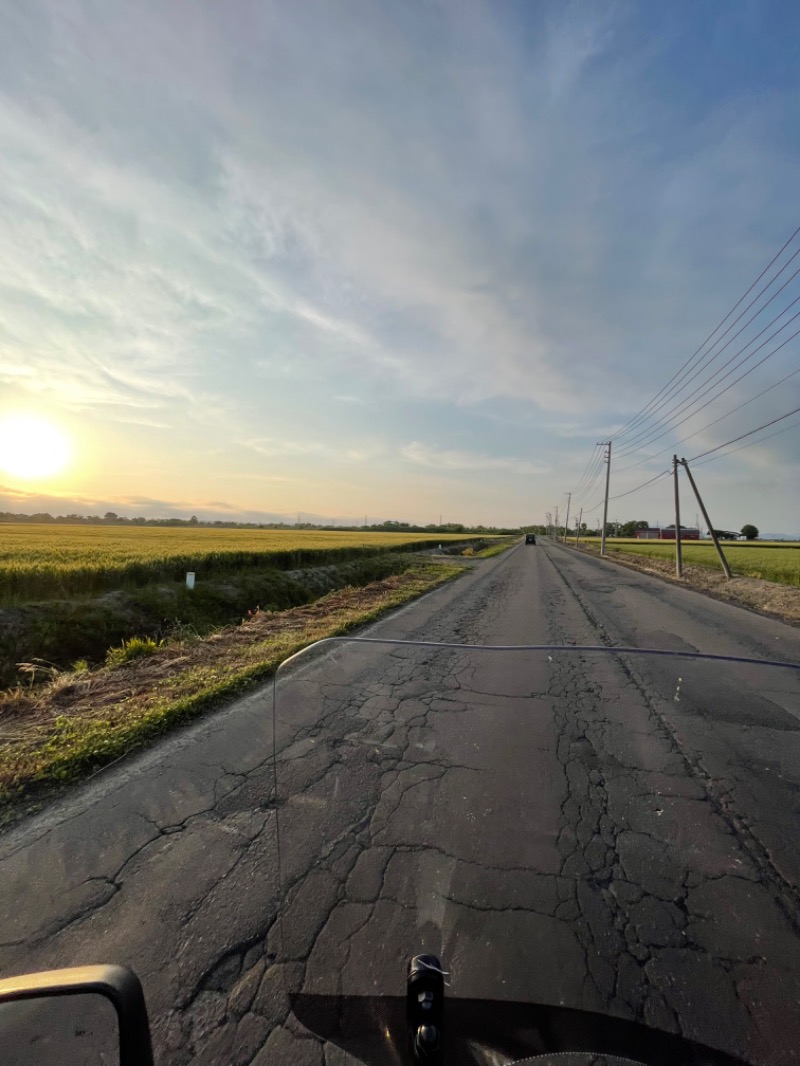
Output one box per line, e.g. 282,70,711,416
554,540,800,630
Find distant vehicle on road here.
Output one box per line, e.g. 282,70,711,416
525,533,536,545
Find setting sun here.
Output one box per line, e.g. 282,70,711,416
0,414,72,481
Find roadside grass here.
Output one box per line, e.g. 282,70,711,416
105,636,165,668
473,537,518,558
0,561,464,815
0,552,427,688
577,538,800,586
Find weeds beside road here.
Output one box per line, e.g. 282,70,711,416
578,537,800,586
0,560,466,819
572,539,800,625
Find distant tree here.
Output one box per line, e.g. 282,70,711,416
741,524,759,541
189,515,199,525
104,512,119,523
619,520,649,537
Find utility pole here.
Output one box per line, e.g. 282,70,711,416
673,455,683,579
563,493,571,544
574,508,582,547
599,441,611,557
679,458,732,579
554,506,559,539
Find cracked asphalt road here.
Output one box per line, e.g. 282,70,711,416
1,540,799,1065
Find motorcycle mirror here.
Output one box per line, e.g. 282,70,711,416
0,965,153,1066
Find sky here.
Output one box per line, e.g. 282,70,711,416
0,0,799,531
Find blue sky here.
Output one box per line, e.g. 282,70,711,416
0,0,798,530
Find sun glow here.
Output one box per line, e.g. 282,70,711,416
0,414,73,481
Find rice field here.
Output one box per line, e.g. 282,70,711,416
580,538,800,586
0,525,486,603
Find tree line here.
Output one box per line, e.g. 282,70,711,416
0,511,518,534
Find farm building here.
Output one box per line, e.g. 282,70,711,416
634,526,701,540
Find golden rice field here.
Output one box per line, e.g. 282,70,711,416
0,524,485,602
581,538,800,586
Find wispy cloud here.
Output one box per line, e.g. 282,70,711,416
402,442,548,477
0,1,798,527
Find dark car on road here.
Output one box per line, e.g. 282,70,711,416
525,533,536,544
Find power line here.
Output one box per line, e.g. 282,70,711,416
685,405,800,463
614,299,800,455
574,449,607,502
571,447,605,501
582,468,672,515
572,445,607,503
693,415,800,468
609,224,800,443
614,252,800,446
575,410,799,522
613,317,800,459
568,226,800,519
618,362,797,471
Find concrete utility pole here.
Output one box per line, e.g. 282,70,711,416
599,441,612,557
679,458,732,579
563,493,571,543
554,506,559,538
673,455,683,579
574,508,583,547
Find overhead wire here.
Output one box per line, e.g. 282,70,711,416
613,316,800,459
577,408,800,523
692,416,800,468
616,365,800,473
570,444,606,506
608,224,800,444
566,225,800,518
613,251,800,447
581,468,672,515
570,444,603,497
573,448,606,502
684,405,800,464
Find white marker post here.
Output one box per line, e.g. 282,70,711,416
186,572,196,590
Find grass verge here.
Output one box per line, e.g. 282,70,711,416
0,552,424,687
473,537,518,558
577,538,800,586
573,541,800,626
0,561,464,817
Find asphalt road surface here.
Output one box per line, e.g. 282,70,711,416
1,540,799,1065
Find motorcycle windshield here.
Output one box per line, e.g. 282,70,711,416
268,639,800,1066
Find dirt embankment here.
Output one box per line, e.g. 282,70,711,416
576,544,800,625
